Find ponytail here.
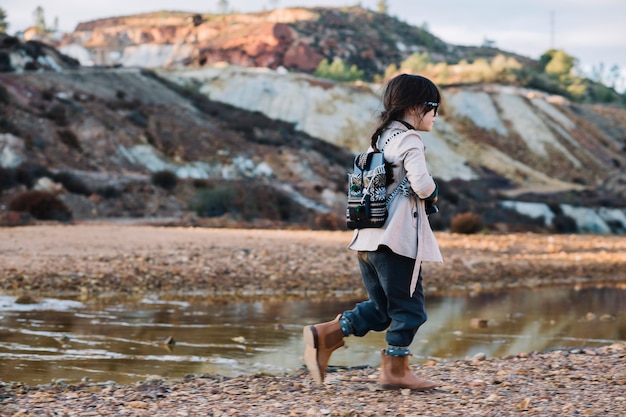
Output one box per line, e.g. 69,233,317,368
370,109,403,150
370,74,440,149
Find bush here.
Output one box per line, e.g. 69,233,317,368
0,83,10,104
96,185,120,199
314,58,365,82
126,110,148,128
314,212,343,230
46,104,68,126
552,215,578,234
0,167,17,191
56,129,82,151
191,185,236,217
450,212,483,234
190,181,304,222
15,163,52,188
7,190,72,221
0,115,21,137
151,170,178,190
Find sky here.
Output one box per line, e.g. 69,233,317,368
2,0,626,89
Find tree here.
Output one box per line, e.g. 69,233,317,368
591,62,623,90
608,64,623,90
0,8,8,33
377,0,388,14
268,0,280,10
33,5,46,31
400,52,431,73
314,58,364,82
541,49,576,76
217,0,229,14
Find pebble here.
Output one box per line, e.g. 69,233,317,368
4,347,605,417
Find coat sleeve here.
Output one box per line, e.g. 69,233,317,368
398,133,436,199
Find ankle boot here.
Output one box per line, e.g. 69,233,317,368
379,349,438,391
303,314,345,384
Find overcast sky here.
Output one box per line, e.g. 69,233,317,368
3,0,625,88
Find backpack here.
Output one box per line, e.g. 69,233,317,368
346,130,408,230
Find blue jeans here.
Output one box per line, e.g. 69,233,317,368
342,246,427,347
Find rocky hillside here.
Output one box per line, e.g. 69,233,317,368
163,65,626,233
57,7,534,76
0,59,354,228
1,10,626,234
167,66,626,190
0,33,79,72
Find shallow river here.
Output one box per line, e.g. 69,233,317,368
0,286,624,385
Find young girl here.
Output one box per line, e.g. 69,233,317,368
303,74,443,390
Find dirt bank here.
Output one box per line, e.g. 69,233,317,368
1,224,625,298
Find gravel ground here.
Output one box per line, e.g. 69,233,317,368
0,224,625,416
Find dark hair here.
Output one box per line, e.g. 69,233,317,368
370,74,441,149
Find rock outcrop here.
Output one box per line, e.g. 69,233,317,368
165,66,626,195
57,7,532,78
0,33,79,72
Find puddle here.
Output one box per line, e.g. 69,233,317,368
0,286,623,385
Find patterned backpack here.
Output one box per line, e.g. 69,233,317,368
346,130,408,230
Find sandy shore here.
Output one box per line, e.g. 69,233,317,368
1,224,625,297
0,224,625,416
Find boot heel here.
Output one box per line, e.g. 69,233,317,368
302,325,318,348
379,349,438,391
303,325,323,384
302,315,345,385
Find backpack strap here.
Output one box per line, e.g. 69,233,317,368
380,129,412,206
386,176,409,206
378,130,404,152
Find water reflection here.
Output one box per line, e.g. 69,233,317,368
0,286,623,385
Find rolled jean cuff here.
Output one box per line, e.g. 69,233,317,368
339,316,353,337
386,346,411,357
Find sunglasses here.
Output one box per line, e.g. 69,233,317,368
424,101,439,116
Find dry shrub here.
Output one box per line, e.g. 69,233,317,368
15,163,52,188
552,214,578,234
0,167,18,191
314,212,343,230
0,83,10,104
7,190,72,221
56,129,82,151
46,104,68,126
151,170,178,190
190,185,236,218
190,180,307,223
450,212,483,234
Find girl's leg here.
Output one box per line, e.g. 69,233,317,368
342,247,426,347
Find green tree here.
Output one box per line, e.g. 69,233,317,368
400,52,431,73
314,58,364,82
592,62,623,90
217,0,229,14
0,8,8,33
268,0,280,10
377,0,388,14
541,49,576,76
33,5,46,31
383,63,398,80
490,54,521,83
608,64,623,90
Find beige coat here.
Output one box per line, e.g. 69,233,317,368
348,121,443,295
